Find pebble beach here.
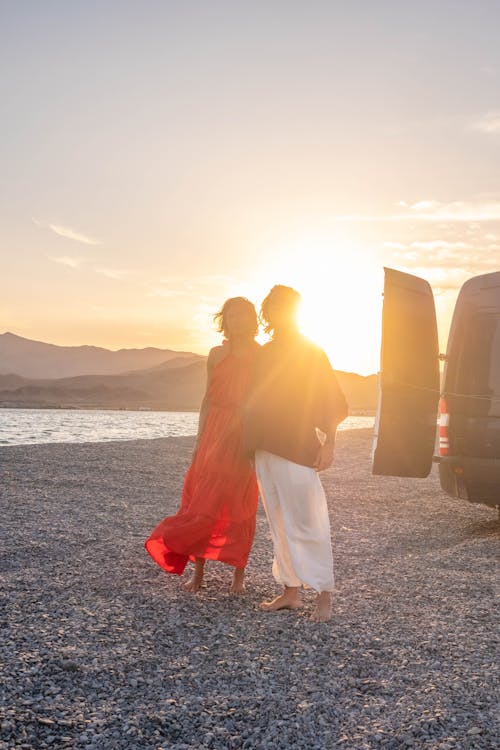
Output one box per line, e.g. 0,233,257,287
1,428,498,750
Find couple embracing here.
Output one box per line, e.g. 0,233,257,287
145,285,348,622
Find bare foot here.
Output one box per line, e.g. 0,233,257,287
229,567,246,595
260,586,302,612
309,591,332,622
183,558,205,593
183,575,203,592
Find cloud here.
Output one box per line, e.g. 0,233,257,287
409,200,440,211
421,269,472,293
49,257,134,279
472,112,500,134
33,218,100,245
403,199,500,221
94,267,128,280
383,234,500,294
48,255,85,269
334,199,500,223
407,240,470,251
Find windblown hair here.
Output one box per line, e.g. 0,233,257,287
213,297,258,339
260,285,301,335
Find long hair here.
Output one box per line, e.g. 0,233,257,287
213,297,258,339
260,285,301,335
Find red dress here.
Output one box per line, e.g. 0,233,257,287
145,344,259,574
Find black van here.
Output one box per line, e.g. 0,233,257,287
372,267,500,512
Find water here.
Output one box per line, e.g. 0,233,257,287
0,409,200,446
0,408,375,446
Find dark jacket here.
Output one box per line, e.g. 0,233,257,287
242,333,348,467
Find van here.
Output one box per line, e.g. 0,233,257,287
372,267,500,512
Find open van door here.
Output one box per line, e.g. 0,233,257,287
372,268,440,478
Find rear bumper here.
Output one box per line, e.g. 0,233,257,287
438,456,500,508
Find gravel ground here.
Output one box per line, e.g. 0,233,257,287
1,429,498,750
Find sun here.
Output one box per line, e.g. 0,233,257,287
297,267,383,375
235,234,383,375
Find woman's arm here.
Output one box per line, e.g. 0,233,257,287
314,350,348,471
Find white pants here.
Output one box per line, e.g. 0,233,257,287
255,450,335,593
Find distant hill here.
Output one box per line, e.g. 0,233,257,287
0,355,377,412
0,359,207,411
335,371,378,413
0,332,201,379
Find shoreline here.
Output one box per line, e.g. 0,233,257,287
0,404,379,416
0,428,374,450
0,414,376,449
0,404,201,413
5,425,370,444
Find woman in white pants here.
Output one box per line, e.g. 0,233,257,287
256,449,335,589
243,285,348,622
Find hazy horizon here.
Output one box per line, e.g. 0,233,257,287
2,1,500,375
0,329,379,376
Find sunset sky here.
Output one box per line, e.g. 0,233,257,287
2,1,500,375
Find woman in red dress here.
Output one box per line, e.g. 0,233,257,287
145,297,260,593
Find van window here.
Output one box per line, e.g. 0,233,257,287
454,313,500,397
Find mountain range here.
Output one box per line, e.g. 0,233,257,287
0,332,377,412
0,332,199,378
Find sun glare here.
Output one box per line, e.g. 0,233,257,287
231,234,384,375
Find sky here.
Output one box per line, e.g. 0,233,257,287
1,0,500,375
